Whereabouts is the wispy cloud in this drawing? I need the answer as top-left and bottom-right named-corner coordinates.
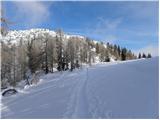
top-left (96, 17), bottom-right (122, 31)
top-left (12, 1), bottom-right (51, 28)
top-left (86, 17), bottom-right (122, 43)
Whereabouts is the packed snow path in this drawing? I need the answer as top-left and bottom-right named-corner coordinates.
top-left (1, 58), bottom-right (158, 118)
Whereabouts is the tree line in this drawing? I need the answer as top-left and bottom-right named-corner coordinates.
top-left (1, 29), bottom-right (138, 87)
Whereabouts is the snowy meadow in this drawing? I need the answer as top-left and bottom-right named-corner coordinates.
top-left (1, 1), bottom-right (159, 119)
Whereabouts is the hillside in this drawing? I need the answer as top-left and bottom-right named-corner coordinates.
top-left (1, 29), bottom-right (136, 88)
top-left (1, 57), bottom-right (158, 119)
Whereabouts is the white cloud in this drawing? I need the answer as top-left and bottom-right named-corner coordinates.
top-left (133, 45), bottom-right (159, 57)
top-left (13, 1), bottom-right (51, 28)
top-left (86, 17), bottom-right (122, 43)
top-left (95, 17), bottom-right (122, 33)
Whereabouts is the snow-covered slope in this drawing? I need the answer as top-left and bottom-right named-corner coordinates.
top-left (1, 57), bottom-right (158, 118)
top-left (2, 29), bottom-right (85, 44)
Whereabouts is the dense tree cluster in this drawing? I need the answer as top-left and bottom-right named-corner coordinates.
top-left (1, 29), bottom-right (138, 87)
top-left (95, 42), bottom-right (136, 62)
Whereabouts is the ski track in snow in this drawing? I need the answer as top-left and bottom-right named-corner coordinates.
top-left (63, 68), bottom-right (90, 118)
top-left (1, 58), bottom-right (159, 119)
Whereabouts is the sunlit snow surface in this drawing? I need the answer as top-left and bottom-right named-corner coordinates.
top-left (1, 57), bottom-right (158, 118)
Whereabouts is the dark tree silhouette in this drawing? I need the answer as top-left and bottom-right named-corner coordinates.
top-left (142, 53), bottom-right (146, 58)
top-left (147, 53), bottom-right (152, 58)
top-left (121, 48), bottom-right (127, 61)
top-left (138, 53), bottom-right (141, 59)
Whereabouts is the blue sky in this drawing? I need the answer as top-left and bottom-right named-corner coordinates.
top-left (2, 1), bottom-right (159, 56)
